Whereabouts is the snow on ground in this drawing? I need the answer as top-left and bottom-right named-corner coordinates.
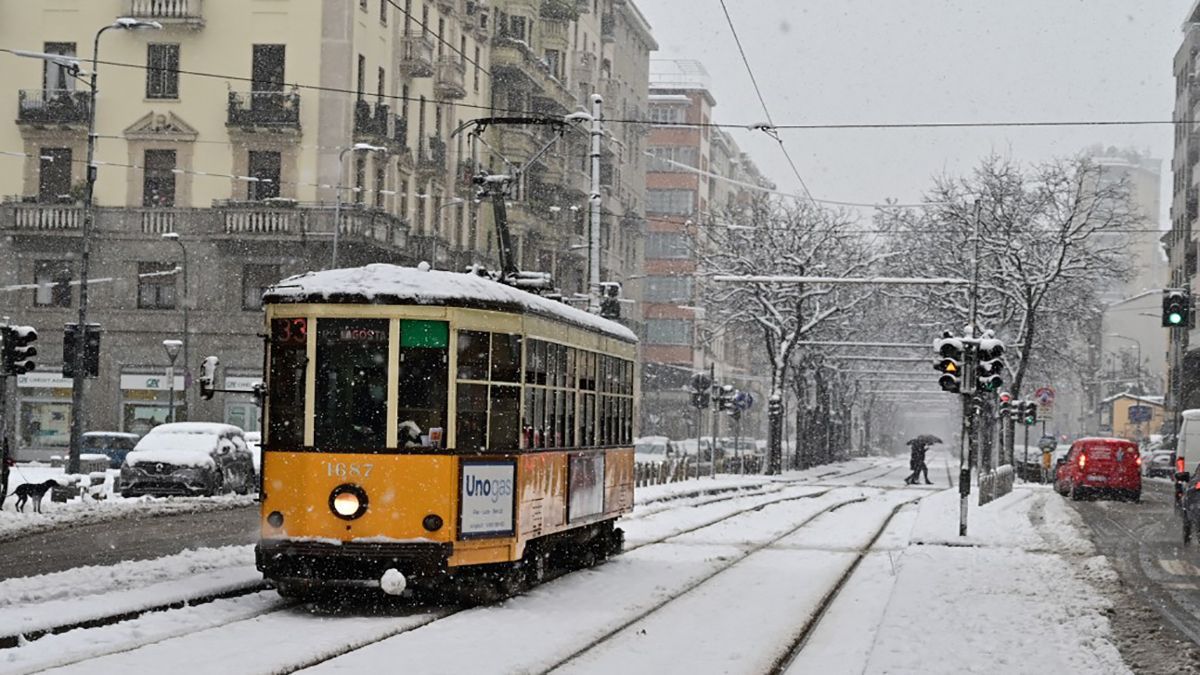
top-left (789, 484), bottom-right (1130, 675)
top-left (0, 463), bottom-right (254, 542)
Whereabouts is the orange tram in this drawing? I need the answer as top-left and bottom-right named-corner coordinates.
top-left (252, 264), bottom-right (638, 600)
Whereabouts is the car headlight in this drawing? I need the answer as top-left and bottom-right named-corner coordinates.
top-left (329, 484), bottom-right (368, 520)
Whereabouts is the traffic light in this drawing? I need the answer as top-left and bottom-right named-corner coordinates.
top-left (933, 332), bottom-right (964, 393)
top-left (976, 338), bottom-right (1005, 393)
top-left (998, 392), bottom-right (1012, 418)
top-left (716, 384), bottom-right (735, 411)
top-left (689, 372), bottom-right (712, 409)
top-left (2, 325), bottom-right (38, 376)
top-left (63, 323), bottom-right (101, 378)
top-left (768, 394), bottom-right (783, 417)
top-left (599, 282), bottom-right (621, 320)
top-left (198, 355), bottom-right (218, 400)
top-left (1163, 289), bottom-right (1191, 328)
top-left (1020, 400), bottom-right (1038, 426)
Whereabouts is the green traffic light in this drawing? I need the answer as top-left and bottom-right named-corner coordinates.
top-left (1170, 312), bottom-right (1184, 325)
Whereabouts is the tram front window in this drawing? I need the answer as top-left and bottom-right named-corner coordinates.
top-left (397, 320), bottom-right (449, 448)
top-left (267, 318), bottom-right (307, 448)
top-left (315, 318), bottom-right (389, 449)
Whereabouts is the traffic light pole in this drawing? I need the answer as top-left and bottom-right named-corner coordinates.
top-left (959, 200), bottom-right (983, 537)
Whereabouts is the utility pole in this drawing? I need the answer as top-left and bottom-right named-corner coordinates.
top-left (959, 199), bottom-right (983, 536)
top-left (588, 93), bottom-right (603, 314)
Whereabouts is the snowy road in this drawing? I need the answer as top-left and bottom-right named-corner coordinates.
top-left (0, 455), bottom-right (1134, 674)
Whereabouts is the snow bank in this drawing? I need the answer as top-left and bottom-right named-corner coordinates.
top-left (0, 491), bottom-right (254, 543)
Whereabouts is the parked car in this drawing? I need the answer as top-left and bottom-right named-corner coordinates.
top-left (243, 431), bottom-right (262, 474)
top-left (1174, 410), bottom-right (1200, 537)
top-left (80, 431), bottom-right (140, 469)
top-left (634, 436), bottom-right (675, 465)
top-left (1055, 437), bottom-right (1141, 502)
top-left (1144, 449), bottom-right (1175, 479)
top-left (120, 423), bottom-right (255, 497)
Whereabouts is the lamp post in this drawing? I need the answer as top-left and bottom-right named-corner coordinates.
top-left (161, 233), bottom-right (189, 420)
top-left (1107, 333), bottom-right (1145, 443)
top-left (162, 339), bottom-right (182, 424)
top-left (332, 143), bottom-right (387, 269)
top-left (6, 18), bottom-right (162, 474)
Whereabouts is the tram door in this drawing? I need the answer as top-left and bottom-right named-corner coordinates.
top-left (396, 320), bottom-right (449, 449)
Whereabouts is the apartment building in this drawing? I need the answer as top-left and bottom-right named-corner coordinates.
top-left (0, 0), bottom-right (488, 456)
top-left (483, 0), bottom-right (654, 317)
top-left (640, 59), bottom-right (773, 439)
top-left (1167, 5), bottom-right (1200, 430)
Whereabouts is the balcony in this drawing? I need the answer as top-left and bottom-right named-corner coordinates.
top-left (572, 51), bottom-right (596, 87)
top-left (491, 36), bottom-right (575, 113)
top-left (0, 202), bottom-right (82, 231)
top-left (125, 0), bottom-right (204, 27)
top-left (540, 0), bottom-right (579, 21)
top-left (409, 234), bottom-right (451, 266)
top-left (354, 100), bottom-right (391, 141)
top-left (227, 90), bottom-right (300, 131)
top-left (218, 202), bottom-right (408, 250)
top-left (435, 56), bottom-right (467, 99)
top-left (437, 0), bottom-right (457, 15)
top-left (391, 115), bottom-right (409, 153)
top-left (400, 31), bottom-right (436, 78)
top-left (417, 137), bottom-right (447, 177)
top-left (17, 90), bottom-right (91, 128)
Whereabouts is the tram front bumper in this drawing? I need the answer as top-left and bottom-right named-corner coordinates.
top-left (256, 539), bottom-right (453, 582)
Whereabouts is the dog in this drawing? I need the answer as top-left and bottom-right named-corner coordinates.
top-left (11, 480), bottom-right (58, 513)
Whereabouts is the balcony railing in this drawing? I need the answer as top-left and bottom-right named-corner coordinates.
top-left (400, 31), bottom-right (435, 77)
top-left (17, 90), bottom-right (91, 126)
top-left (2, 203), bottom-right (82, 231)
top-left (227, 90), bottom-right (300, 130)
top-left (354, 100), bottom-right (391, 140)
top-left (435, 56), bottom-right (467, 99)
top-left (125, 0), bottom-right (204, 26)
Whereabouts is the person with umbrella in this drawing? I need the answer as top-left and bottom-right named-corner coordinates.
top-left (905, 434), bottom-right (941, 485)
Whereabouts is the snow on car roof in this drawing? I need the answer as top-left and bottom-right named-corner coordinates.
top-left (82, 431), bottom-right (139, 439)
top-left (145, 422), bottom-right (243, 436)
top-left (263, 264), bottom-right (637, 343)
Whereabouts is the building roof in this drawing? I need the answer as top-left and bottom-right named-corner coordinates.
top-left (1101, 391), bottom-right (1165, 406)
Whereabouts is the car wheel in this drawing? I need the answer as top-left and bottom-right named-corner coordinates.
top-left (1070, 484), bottom-right (1084, 501)
top-left (206, 470), bottom-right (225, 497)
top-left (1130, 490), bottom-right (1141, 503)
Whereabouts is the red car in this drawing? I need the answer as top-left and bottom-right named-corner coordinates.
top-left (1055, 437), bottom-right (1141, 502)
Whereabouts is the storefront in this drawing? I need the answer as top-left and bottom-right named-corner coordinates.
top-left (224, 373), bottom-right (262, 432)
top-left (120, 371), bottom-right (184, 436)
top-left (15, 370), bottom-right (73, 461)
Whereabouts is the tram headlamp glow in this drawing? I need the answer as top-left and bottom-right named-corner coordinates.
top-left (329, 484), bottom-right (369, 520)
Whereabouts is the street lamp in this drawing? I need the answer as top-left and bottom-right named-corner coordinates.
top-left (1106, 333), bottom-right (1143, 392)
top-left (162, 339), bottom-right (182, 423)
top-left (333, 143), bottom-right (387, 269)
top-left (161, 232), bottom-right (189, 420)
top-left (6, 18), bottom-right (162, 475)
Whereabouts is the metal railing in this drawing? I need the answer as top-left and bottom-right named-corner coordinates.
top-left (354, 100), bottom-right (391, 139)
top-left (17, 90), bottom-right (91, 125)
top-left (227, 90), bottom-right (300, 129)
top-left (126, 0), bottom-right (203, 20)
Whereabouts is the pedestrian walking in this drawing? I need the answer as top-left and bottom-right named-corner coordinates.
top-left (904, 435), bottom-right (940, 485)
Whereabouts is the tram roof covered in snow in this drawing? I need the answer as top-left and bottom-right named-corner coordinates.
top-left (263, 264), bottom-right (637, 343)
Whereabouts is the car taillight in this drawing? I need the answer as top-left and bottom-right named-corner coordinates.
top-left (1078, 454), bottom-right (1086, 470)
top-left (1136, 455), bottom-right (1142, 467)
top-left (1180, 457), bottom-right (1187, 474)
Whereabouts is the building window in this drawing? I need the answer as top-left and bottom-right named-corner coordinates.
top-left (137, 262), bottom-right (177, 310)
top-left (647, 189), bottom-right (695, 215)
top-left (374, 160), bottom-right (385, 209)
top-left (648, 146), bottom-right (698, 172)
top-left (545, 50), bottom-right (561, 79)
top-left (644, 276), bottom-right (693, 303)
top-left (247, 150), bottom-right (281, 200)
top-left (354, 154), bottom-right (367, 205)
top-left (243, 264), bottom-right (280, 310)
top-left (648, 105), bottom-right (686, 124)
top-left (42, 42), bottom-right (76, 91)
top-left (38, 147), bottom-right (72, 203)
top-left (33, 260), bottom-right (72, 307)
top-left (645, 319), bottom-right (693, 346)
top-left (645, 232), bottom-right (690, 259)
top-left (380, 0), bottom-right (387, 23)
top-left (142, 149), bottom-right (176, 207)
top-left (474, 46), bottom-right (481, 91)
top-left (146, 43), bottom-right (180, 99)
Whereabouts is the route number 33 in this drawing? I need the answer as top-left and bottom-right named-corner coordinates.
top-left (324, 462), bottom-right (374, 479)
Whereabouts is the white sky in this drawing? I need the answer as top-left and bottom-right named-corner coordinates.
top-left (638, 0), bottom-right (1191, 223)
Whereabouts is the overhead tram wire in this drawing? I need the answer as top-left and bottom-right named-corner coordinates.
top-left (716, 0), bottom-right (815, 204)
top-left (382, 0), bottom-right (490, 78)
top-left (6, 48), bottom-right (1191, 134)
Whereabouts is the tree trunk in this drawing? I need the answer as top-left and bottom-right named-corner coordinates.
top-left (1012, 292), bottom-right (1037, 398)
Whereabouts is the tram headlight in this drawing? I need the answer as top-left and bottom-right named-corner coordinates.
top-left (329, 484), bottom-right (369, 520)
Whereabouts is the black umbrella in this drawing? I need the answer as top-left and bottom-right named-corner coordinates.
top-left (908, 434), bottom-right (943, 446)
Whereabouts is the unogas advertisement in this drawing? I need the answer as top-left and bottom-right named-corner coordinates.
top-left (460, 461), bottom-right (516, 538)
top-left (569, 453), bottom-right (605, 523)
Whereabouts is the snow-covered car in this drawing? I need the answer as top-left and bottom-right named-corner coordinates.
top-left (119, 423), bottom-right (255, 497)
top-left (243, 430), bottom-right (262, 474)
top-left (81, 431), bottom-right (140, 469)
top-left (1144, 449), bottom-right (1175, 478)
top-left (634, 435), bottom-right (675, 465)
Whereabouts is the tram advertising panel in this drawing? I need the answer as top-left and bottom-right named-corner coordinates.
top-left (459, 460), bottom-right (516, 538)
top-left (569, 452), bottom-right (605, 523)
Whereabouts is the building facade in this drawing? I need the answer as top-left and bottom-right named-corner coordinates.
top-left (639, 59), bottom-right (772, 440)
top-left (0, 0), bottom-right (652, 459)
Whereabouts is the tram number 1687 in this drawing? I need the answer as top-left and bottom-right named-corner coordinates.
top-left (324, 462), bottom-right (374, 479)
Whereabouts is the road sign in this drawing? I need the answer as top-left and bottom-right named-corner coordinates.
top-left (1034, 387), bottom-right (1055, 407)
top-left (1129, 405), bottom-right (1153, 423)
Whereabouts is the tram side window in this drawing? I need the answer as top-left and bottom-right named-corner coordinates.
top-left (457, 383), bottom-right (488, 451)
top-left (267, 317), bottom-right (307, 448)
top-left (457, 330), bottom-right (490, 380)
top-left (315, 319), bottom-right (389, 449)
top-left (490, 333), bottom-right (521, 382)
top-left (489, 385), bottom-right (520, 449)
top-left (397, 320), bottom-right (449, 448)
